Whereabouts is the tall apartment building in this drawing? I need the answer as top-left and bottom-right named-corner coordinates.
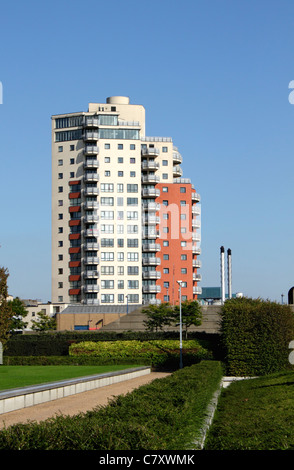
top-left (51, 96), bottom-right (201, 307)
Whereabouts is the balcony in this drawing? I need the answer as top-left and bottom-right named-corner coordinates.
top-left (84, 201), bottom-right (99, 210)
top-left (147, 298), bottom-right (161, 305)
top-left (142, 257), bottom-right (161, 266)
top-left (141, 161), bottom-right (159, 171)
top-left (193, 273), bottom-right (202, 282)
top-left (142, 243), bottom-right (161, 252)
top-left (84, 285), bottom-right (99, 293)
top-left (84, 131), bottom-right (99, 141)
top-left (84, 214), bottom-right (99, 224)
top-left (142, 188), bottom-right (160, 198)
top-left (193, 259), bottom-right (202, 268)
top-left (84, 242), bottom-right (99, 251)
top-left (192, 219), bottom-right (201, 229)
top-left (192, 233), bottom-right (201, 242)
top-left (84, 228), bottom-right (99, 237)
top-left (84, 159), bottom-right (99, 169)
top-left (193, 286), bottom-right (202, 295)
top-left (84, 270), bottom-right (99, 278)
top-left (172, 151), bottom-right (182, 164)
top-left (142, 285), bottom-right (161, 294)
top-left (84, 145), bottom-right (99, 155)
top-left (142, 175), bottom-right (160, 184)
top-left (84, 117), bottom-right (99, 127)
top-left (173, 165), bottom-right (183, 177)
top-left (192, 246), bottom-right (201, 255)
top-left (142, 201), bottom-right (160, 211)
top-left (192, 192), bottom-right (201, 202)
top-left (144, 216), bottom-right (160, 225)
top-left (84, 173), bottom-right (99, 182)
top-left (84, 299), bottom-right (100, 305)
top-left (84, 187), bottom-right (99, 196)
top-left (142, 271), bottom-right (161, 280)
top-left (192, 205), bottom-right (201, 215)
top-left (84, 256), bottom-right (99, 265)
top-left (141, 147), bottom-right (160, 156)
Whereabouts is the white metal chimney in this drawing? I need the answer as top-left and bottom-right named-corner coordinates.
top-left (227, 248), bottom-right (232, 299)
top-left (220, 246), bottom-right (225, 304)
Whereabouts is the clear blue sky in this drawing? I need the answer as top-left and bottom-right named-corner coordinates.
top-left (1, 0), bottom-right (294, 303)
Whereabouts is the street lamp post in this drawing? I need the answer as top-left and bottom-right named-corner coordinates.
top-left (126, 295), bottom-right (129, 314)
top-left (177, 280), bottom-right (183, 369)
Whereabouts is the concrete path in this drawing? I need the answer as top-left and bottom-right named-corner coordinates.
top-left (0, 372), bottom-right (170, 430)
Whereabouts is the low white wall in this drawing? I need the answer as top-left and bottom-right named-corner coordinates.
top-left (0, 367), bottom-right (151, 415)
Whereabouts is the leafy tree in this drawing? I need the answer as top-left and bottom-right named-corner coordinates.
top-left (143, 302), bottom-right (173, 332)
top-left (31, 311), bottom-right (57, 331)
top-left (173, 300), bottom-right (202, 339)
top-left (7, 297), bottom-right (28, 331)
top-left (0, 267), bottom-right (14, 348)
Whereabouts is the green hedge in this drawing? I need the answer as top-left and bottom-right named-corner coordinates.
top-left (0, 361), bottom-right (223, 450)
top-left (220, 297), bottom-right (294, 376)
top-left (69, 339), bottom-right (213, 368)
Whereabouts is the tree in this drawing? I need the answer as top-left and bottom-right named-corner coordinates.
top-left (143, 302), bottom-right (173, 332)
top-left (31, 311), bottom-right (57, 331)
top-left (173, 300), bottom-right (202, 339)
top-left (0, 267), bottom-right (14, 348)
top-left (7, 297), bottom-right (28, 331)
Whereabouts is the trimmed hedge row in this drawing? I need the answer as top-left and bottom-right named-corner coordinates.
top-left (0, 361), bottom-right (223, 450)
top-left (220, 297), bottom-right (294, 376)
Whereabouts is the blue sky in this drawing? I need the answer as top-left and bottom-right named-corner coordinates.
top-left (1, 0), bottom-right (294, 303)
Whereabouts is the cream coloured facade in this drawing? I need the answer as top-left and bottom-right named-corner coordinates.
top-left (51, 96), bottom-right (201, 307)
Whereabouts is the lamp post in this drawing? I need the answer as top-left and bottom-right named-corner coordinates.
top-left (177, 280), bottom-right (183, 369)
top-left (126, 295), bottom-right (129, 314)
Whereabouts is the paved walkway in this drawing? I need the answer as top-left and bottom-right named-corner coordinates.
top-left (0, 372), bottom-right (170, 430)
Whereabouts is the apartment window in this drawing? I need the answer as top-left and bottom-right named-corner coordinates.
top-left (58, 254), bottom-right (63, 261)
top-left (58, 173), bottom-right (63, 179)
top-left (58, 268), bottom-right (63, 274)
top-left (181, 268), bottom-right (187, 274)
top-left (58, 159), bottom-right (63, 166)
top-left (163, 214), bottom-right (169, 220)
top-left (117, 225), bottom-right (124, 234)
top-left (101, 266), bottom-right (114, 275)
top-left (128, 266), bottom-right (139, 275)
top-left (118, 144), bottom-right (123, 149)
top-left (118, 294), bottom-right (124, 303)
top-left (58, 227), bottom-right (63, 233)
top-left (127, 197), bottom-right (138, 206)
top-left (70, 172), bottom-right (75, 178)
top-left (162, 173), bottom-right (168, 179)
top-left (128, 294), bottom-right (139, 303)
top-left (104, 143), bottom-right (110, 149)
top-left (181, 241), bottom-right (187, 247)
top-left (117, 211), bottom-right (124, 220)
top-left (162, 147), bottom-right (168, 152)
top-left (162, 200), bottom-right (168, 206)
top-left (117, 197), bottom-right (124, 206)
top-left (101, 224), bottom-right (114, 233)
top-left (118, 280), bottom-right (124, 289)
top-left (117, 239), bottom-right (124, 247)
top-left (58, 214), bottom-right (63, 220)
top-left (127, 211), bottom-right (138, 220)
top-left (58, 241), bottom-right (63, 247)
top-left (162, 187), bottom-right (168, 192)
top-left (101, 294), bottom-right (114, 303)
top-left (163, 227), bottom-right (169, 233)
top-left (130, 171), bottom-right (136, 177)
top-left (101, 211), bottom-right (114, 219)
top-left (180, 187), bottom-right (186, 193)
top-left (58, 146), bottom-right (63, 152)
top-left (101, 280), bottom-right (114, 289)
top-left (127, 184), bottom-right (138, 193)
top-left (180, 200), bottom-right (187, 206)
top-left (117, 252), bottom-right (124, 261)
top-left (70, 145), bottom-right (75, 151)
top-left (127, 238), bottom-right (138, 247)
top-left (117, 183), bottom-right (124, 192)
top-left (163, 268), bottom-right (169, 274)
top-left (101, 197), bottom-right (114, 206)
top-left (58, 186), bottom-right (63, 193)
top-left (127, 252), bottom-right (139, 261)
top-left (163, 282), bottom-right (169, 288)
top-left (101, 183), bottom-right (114, 192)
top-left (181, 254), bottom-right (187, 260)
top-left (58, 296), bottom-right (63, 302)
top-left (181, 214), bottom-right (186, 220)
top-left (58, 282), bottom-right (63, 288)
top-left (118, 157), bottom-right (123, 163)
top-left (181, 227), bottom-right (187, 233)
top-left (130, 144), bottom-right (136, 150)
top-left (105, 171), bottom-right (111, 177)
top-left (127, 225), bottom-right (138, 233)
top-left (58, 200), bottom-right (63, 206)
top-left (130, 158), bottom-right (135, 164)
top-left (101, 252), bottom-right (114, 261)
top-left (163, 254), bottom-right (169, 260)
top-left (182, 282), bottom-right (187, 288)
top-left (118, 266), bottom-right (124, 275)
top-left (162, 160), bottom-right (168, 166)
top-left (163, 241), bottom-right (169, 247)
top-left (128, 280), bottom-right (139, 289)
top-left (70, 158), bottom-right (75, 164)
top-left (104, 157), bottom-right (110, 163)
top-left (118, 171), bottom-right (124, 177)
top-left (101, 238), bottom-right (114, 247)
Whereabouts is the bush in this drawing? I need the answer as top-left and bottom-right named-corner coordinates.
top-left (0, 361), bottom-right (223, 450)
top-left (220, 297), bottom-right (294, 376)
top-left (69, 339), bottom-right (213, 369)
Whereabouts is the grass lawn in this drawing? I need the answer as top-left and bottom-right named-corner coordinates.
top-left (0, 365), bottom-right (139, 391)
top-left (204, 369), bottom-right (294, 450)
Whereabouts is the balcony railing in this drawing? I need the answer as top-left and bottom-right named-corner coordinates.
top-left (84, 270), bottom-right (99, 278)
top-left (141, 161), bottom-right (159, 171)
top-left (142, 271), bottom-right (161, 279)
top-left (192, 192), bottom-right (201, 202)
top-left (83, 131), bottom-right (99, 141)
top-left (173, 165), bottom-right (183, 177)
top-left (84, 117), bottom-right (99, 127)
top-left (84, 243), bottom-right (99, 251)
top-left (193, 259), bottom-right (202, 268)
top-left (84, 145), bottom-right (99, 155)
top-left (84, 187), bottom-right (99, 196)
top-left (142, 243), bottom-right (161, 252)
top-left (142, 188), bottom-right (160, 198)
top-left (84, 256), bottom-right (99, 265)
top-left (193, 273), bottom-right (202, 282)
top-left (193, 286), bottom-right (202, 295)
top-left (84, 201), bottom-right (99, 210)
top-left (142, 175), bottom-right (160, 184)
top-left (172, 151), bottom-right (182, 164)
top-left (142, 285), bottom-right (161, 294)
top-left (142, 201), bottom-right (160, 211)
top-left (142, 257), bottom-right (161, 266)
top-left (84, 159), bottom-right (99, 169)
top-left (141, 147), bottom-right (160, 156)
top-left (84, 285), bottom-right (99, 293)
top-left (84, 173), bottom-right (99, 182)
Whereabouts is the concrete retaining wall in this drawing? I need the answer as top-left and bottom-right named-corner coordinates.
top-left (0, 366), bottom-right (151, 415)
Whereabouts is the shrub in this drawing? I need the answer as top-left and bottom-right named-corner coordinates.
top-left (220, 297), bottom-right (294, 376)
